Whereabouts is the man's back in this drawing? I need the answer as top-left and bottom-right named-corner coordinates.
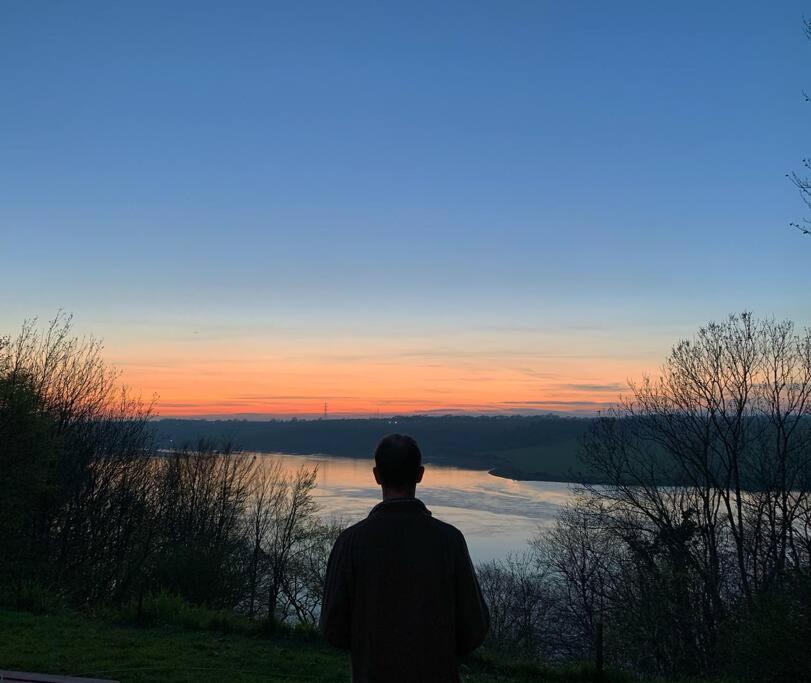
top-left (320, 498), bottom-right (489, 683)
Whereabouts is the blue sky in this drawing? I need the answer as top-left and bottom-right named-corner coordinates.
top-left (1, 1), bottom-right (809, 415)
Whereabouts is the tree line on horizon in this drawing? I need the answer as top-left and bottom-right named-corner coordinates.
top-left (152, 412), bottom-right (593, 482)
top-left (1, 312), bottom-right (810, 681)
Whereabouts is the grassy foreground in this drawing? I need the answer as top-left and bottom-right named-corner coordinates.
top-left (0, 609), bottom-right (348, 682)
top-left (0, 608), bottom-right (625, 683)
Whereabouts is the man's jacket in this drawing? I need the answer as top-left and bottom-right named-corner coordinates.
top-left (319, 497), bottom-right (490, 682)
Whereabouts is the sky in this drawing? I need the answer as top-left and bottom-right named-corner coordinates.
top-left (2, 1), bottom-right (810, 418)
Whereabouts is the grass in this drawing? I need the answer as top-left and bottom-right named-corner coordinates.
top-left (0, 603), bottom-right (729, 683)
top-left (0, 609), bottom-right (348, 682)
top-left (486, 444), bottom-right (587, 482)
top-left (0, 607), bottom-right (622, 683)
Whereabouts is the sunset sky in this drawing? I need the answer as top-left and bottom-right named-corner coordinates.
top-left (2, 2), bottom-right (810, 417)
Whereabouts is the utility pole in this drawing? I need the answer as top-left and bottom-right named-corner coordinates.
top-left (323, 401), bottom-right (328, 419)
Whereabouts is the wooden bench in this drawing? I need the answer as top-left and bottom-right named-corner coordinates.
top-left (0, 671), bottom-right (117, 682)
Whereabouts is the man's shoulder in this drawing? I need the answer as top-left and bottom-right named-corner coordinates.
top-left (335, 516), bottom-right (373, 543)
top-left (426, 515), bottom-right (466, 543)
top-left (337, 518), bottom-right (366, 539)
top-left (340, 508), bottom-right (466, 544)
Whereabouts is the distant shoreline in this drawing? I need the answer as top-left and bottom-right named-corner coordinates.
top-left (171, 444), bottom-right (587, 485)
top-left (151, 414), bottom-right (595, 484)
top-left (487, 465), bottom-right (589, 485)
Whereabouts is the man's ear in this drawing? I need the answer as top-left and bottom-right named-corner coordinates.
top-left (415, 466), bottom-right (425, 484)
top-left (373, 466), bottom-right (382, 485)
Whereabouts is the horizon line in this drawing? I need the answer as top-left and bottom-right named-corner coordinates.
top-left (151, 408), bottom-right (604, 421)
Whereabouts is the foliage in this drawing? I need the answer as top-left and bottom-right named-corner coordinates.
top-left (478, 552), bottom-right (557, 659)
top-left (499, 314), bottom-right (811, 680)
top-left (717, 570), bottom-right (811, 682)
top-left (0, 315), bottom-right (337, 626)
top-left (0, 314), bottom-right (156, 603)
top-left (114, 590), bottom-right (255, 634)
top-left (479, 315), bottom-right (811, 681)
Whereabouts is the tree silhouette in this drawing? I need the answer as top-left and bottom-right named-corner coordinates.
top-left (789, 19), bottom-right (811, 238)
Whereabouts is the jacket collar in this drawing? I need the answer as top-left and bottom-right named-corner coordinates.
top-left (369, 497), bottom-right (432, 518)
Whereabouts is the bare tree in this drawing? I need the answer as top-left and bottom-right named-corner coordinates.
top-left (154, 442), bottom-right (256, 608)
top-left (0, 313), bottom-right (157, 604)
top-left (280, 518), bottom-right (345, 625)
top-left (2, 314), bottom-right (337, 628)
top-left (789, 19), bottom-right (811, 239)
top-left (532, 494), bottom-right (616, 660)
top-left (245, 458), bottom-right (285, 617)
top-left (574, 313), bottom-right (811, 676)
top-left (264, 464), bottom-right (319, 621)
top-left (478, 551), bottom-right (556, 659)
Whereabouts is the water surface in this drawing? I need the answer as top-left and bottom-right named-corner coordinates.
top-left (260, 452), bottom-right (576, 562)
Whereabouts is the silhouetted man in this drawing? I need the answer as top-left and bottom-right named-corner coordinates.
top-left (320, 434), bottom-right (490, 682)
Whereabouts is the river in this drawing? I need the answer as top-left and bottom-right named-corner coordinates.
top-left (259, 452), bottom-right (577, 562)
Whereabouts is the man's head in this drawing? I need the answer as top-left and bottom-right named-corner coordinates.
top-left (373, 433), bottom-right (425, 497)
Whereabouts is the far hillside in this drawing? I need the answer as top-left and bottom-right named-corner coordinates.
top-left (153, 415), bottom-right (594, 482)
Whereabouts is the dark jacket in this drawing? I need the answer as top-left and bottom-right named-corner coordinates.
top-left (319, 498), bottom-right (489, 682)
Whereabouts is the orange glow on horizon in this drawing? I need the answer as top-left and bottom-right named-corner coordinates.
top-left (106, 334), bottom-right (655, 418)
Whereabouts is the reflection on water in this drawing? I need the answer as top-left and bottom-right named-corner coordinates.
top-left (257, 452), bottom-right (576, 562)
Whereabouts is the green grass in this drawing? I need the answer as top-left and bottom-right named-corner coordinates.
top-left (0, 607), bottom-right (727, 683)
top-left (0, 608), bottom-right (617, 683)
top-left (487, 443), bottom-right (588, 482)
top-left (0, 609), bottom-right (348, 682)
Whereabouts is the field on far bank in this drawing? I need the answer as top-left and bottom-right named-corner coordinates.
top-left (485, 443), bottom-right (589, 482)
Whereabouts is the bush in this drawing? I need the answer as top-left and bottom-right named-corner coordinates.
top-left (0, 580), bottom-right (65, 615)
top-left (718, 572), bottom-right (811, 682)
top-left (0, 316), bottom-right (329, 625)
top-left (116, 590), bottom-right (253, 634)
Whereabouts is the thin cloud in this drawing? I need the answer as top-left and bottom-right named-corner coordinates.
top-left (557, 382), bottom-right (627, 392)
top-left (500, 400), bottom-right (610, 407)
top-left (232, 394), bottom-right (358, 401)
